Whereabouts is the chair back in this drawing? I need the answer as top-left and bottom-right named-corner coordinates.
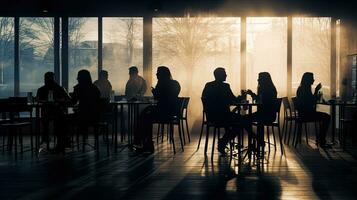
top-left (274, 98), bottom-right (283, 123)
top-left (282, 97), bottom-right (293, 117)
top-left (180, 97), bottom-right (190, 118)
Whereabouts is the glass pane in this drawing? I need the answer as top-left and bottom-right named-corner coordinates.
top-left (247, 17), bottom-right (287, 96)
top-left (103, 17), bottom-right (143, 95)
top-left (20, 17), bottom-right (54, 96)
top-left (153, 17), bottom-right (241, 112)
top-left (0, 17), bottom-right (14, 97)
top-left (68, 18), bottom-right (98, 91)
top-left (292, 17), bottom-right (331, 97)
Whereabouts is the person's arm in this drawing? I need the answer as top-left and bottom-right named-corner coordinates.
top-left (246, 89), bottom-right (258, 100)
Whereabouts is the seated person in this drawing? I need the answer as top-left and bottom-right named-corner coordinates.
top-left (125, 66), bottom-right (147, 100)
top-left (296, 72), bottom-right (330, 147)
top-left (36, 72), bottom-right (71, 151)
top-left (218, 72), bottom-right (278, 154)
top-left (133, 66), bottom-right (180, 153)
top-left (201, 67), bottom-right (245, 123)
top-left (94, 70), bottom-right (112, 101)
top-left (71, 70), bottom-right (101, 134)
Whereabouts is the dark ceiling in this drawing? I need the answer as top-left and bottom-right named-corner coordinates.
top-left (1, 0), bottom-right (356, 19)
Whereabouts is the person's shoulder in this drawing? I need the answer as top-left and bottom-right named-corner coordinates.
top-left (171, 79), bottom-right (180, 85)
top-left (205, 81), bottom-right (215, 87)
top-left (37, 85), bottom-right (46, 92)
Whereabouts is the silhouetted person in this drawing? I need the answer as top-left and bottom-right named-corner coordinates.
top-left (133, 66), bottom-right (180, 153)
top-left (71, 70), bottom-right (101, 133)
top-left (94, 70), bottom-right (112, 100)
top-left (36, 72), bottom-right (71, 151)
top-left (202, 67), bottom-right (245, 122)
top-left (217, 72), bottom-right (278, 154)
top-left (296, 72), bottom-right (330, 146)
top-left (125, 66), bottom-right (147, 100)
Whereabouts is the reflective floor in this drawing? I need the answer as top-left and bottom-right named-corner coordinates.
top-left (0, 132), bottom-right (356, 200)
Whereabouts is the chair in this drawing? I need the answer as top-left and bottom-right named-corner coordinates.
top-left (179, 97), bottom-right (190, 144)
top-left (197, 98), bottom-right (240, 157)
top-left (72, 99), bottom-right (110, 155)
top-left (154, 98), bottom-right (185, 154)
top-left (252, 98), bottom-right (284, 155)
top-left (291, 97), bottom-right (319, 147)
top-left (282, 97), bottom-right (298, 145)
top-left (0, 98), bottom-right (33, 157)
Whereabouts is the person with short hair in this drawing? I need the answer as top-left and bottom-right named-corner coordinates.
top-left (125, 66), bottom-right (147, 99)
top-left (36, 72), bottom-right (71, 152)
top-left (94, 70), bottom-right (112, 100)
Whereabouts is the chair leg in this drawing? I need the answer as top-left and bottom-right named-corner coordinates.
top-left (287, 120), bottom-right (293, 145)
top-left (178, 123), bottom-right (184, 151)
top-left (314, 122), bottom-right (319, 146)
top-left (156, 124), bottom-right (160, 143)
top-left (180, 120), bottom-right (186, 145)
top-left (277, 124), bottom-right (284, 155)
top-left (170, 123), bottom-right (176, 154)
top-left (211, 127), bottom-right (217, 157)
top-left (282, 119), bottom-right (287, 142)
top-left (272, 126), bottom-right (277, 151)
top-left (204, 125), bottom-right (210, 154)
top-left (185, 119), bottom-right (190, 142)
top-left (295, 123), bottom-right (302, 147)
top-left (305, 123), bottom-right (309, 145)
top-left (197, 122), bottom-right (205, 150)
top-left (267, 126), bottom-right (271, 153)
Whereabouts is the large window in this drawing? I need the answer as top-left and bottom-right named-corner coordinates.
top-left (68, 18), bottom-right (98, 91)
top-left (0, 17), bottom-right (14, 98)
top-left (153, 17), bottom-right (241, 101)
top-left (247, 17), bottom-right (287, 96)
top-left (103, 17), bottom-right (143, 95)
top-left (292, 17), bottom-right (331, 97)
top-left (19, 17), bottom-right (54, 96)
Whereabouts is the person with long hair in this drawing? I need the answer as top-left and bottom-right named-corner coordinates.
top-left (71, 69), bottom-right (101, 126)
top-left (218, 72), bottom-right (278, 154)
top-left (133, 66), bottom-right (181, 153)
top-left (296, 72), bottom-right (330, 146)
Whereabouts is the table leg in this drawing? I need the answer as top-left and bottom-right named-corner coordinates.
top-left (331, 103), bottom-right (336, 143)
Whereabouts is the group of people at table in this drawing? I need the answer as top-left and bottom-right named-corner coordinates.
top-left (34, 64), bottom-right (332, 154)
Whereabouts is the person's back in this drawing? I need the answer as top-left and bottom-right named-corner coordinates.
top-left (202, 81), bottom-right (235, 122)
top-left (72, 70), bottom-right (101, 123)
top-left (296, 86), bottom-right (316, 116)
top-left (94, 70), bottom-right (112, 100)
top-left (201, 68), bottom-right (237, 122)
top-left (125, 66), bottom-right (147, 99)
top-left (153, 79), bottom-right (180, 117)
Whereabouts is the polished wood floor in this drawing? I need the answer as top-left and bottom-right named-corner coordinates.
top-left (1, 128), bottom-right (357, 200)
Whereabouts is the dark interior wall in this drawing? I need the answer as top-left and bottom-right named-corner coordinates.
top-left (1, 0), bottom-right (356, 17)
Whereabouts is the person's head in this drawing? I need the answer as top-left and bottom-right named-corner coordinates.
top-left (77, 69), bottom-right (92, 85)
top-left (99, 70), bottom-right (108, 80)
top-left (257, 72), bottom-right (276, 93)
top-left (44, 72), bottom-right (55, 86)
top-left (300, 72), bottom-right (314, 87)
top-left (156, 66), bottom-right (172, 81)
top-left (213, 67), bottom-right (227, 82)
top-left (129, 66), bottom-right (139, 77)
